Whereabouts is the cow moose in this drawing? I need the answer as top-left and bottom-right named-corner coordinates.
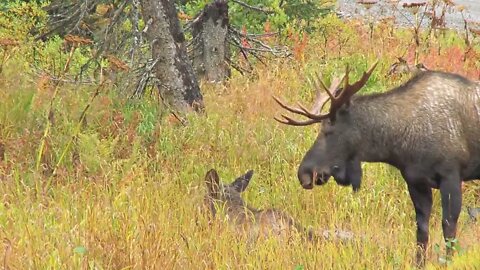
top-left (204, 169), bottom-right (354, 242)
top-left (273, 62), bottom-right (480, 266)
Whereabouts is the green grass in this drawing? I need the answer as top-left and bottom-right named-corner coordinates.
top-left (1, 14), bottom-right (480, 269)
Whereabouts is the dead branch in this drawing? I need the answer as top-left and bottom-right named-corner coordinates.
top-left (228, 27), bottom-right (290, 57)
top-left (29, 68), bottom-right (99, 85)
top-left (231, 0), bottom-right (274, 14)
top-left (79, 0), bottom-right (131, 79)
top-left (131, 58), bottom-right (160, 98)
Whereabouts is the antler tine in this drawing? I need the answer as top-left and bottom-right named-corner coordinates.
top-left (332, 61), bottom-right (378, 110)
top-left (324, 74), bottom-right (347, 112)
top-left (343, 64), bottom-right (350, 91)
top-left (329, 74), bottom-right (346, 96)
top-left (272, 96), bottom-right (320, 119)
top-left (273, 62), bottom-right (378, 126)
top-left (310, 72), bottom-right (333, 113)
top-left (310, 72), bottom-right (347, 109)
top-left (350, 61), bottom-right (378, 93)
top-left (272, 82), bottom-right (331, 126)
top-left (296, 102), bottom-right (328, 119)
top-left (274, 115), bottom-right (322, 126)
top-left (313, 87), bottom-right (331, 113)
top-left (338, 61), bottom-right (378, 100)
top-left (273, 95), bottom-right (330, 120)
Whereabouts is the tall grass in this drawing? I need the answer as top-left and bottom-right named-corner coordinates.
top-left (0, 16), bottom-right (480, 270)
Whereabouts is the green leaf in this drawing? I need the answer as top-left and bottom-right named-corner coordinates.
top-left (73, 246), bottom-right (87, 255)
top-left (294, 265), bottom-right (304, 270)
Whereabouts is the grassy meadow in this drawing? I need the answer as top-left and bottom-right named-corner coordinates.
top-left (1, 6), bottom-right (480, 270)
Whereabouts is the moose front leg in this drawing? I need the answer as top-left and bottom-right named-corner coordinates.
top-left (439, 177), bottom-right (462, 260)
top-left (407, 183), bottom-right (432, 268)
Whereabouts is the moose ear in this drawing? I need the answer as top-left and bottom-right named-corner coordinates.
top-left (205, 169), bottom-right (220, 194)
top-left (231, 170), bottom-right (254, 192)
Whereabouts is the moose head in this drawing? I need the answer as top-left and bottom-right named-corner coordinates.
top-left (204, 169), bottom-right (254, 218)
top-left (274, 62), bottom-right (378, 191)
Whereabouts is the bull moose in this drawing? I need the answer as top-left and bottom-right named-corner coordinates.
top-left (274, 62), bottom-right (480, 266)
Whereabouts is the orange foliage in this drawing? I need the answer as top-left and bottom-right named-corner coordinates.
top-left (240, 25), bottom-right (250, 49)
top-left (106, 55), bottom-right (129, 72)
top-left (290, 32), bottom-right (308, 62)
top-left (95, 4), bottom-right (113, 16)
top-left (33, 73), bottom-right (54, 110)
top-left (418, 46), bottom-right (480, 80)
top-left (178, 11), bottom-right (192, 21)
top-left (0, 38), bottom-right (19, 47)
top-left (261, 20), bottom-right (274, 44)
top-left (64, 34), bottom-right (93, 47)
top-left (263, 20), bottom-right (271, 34)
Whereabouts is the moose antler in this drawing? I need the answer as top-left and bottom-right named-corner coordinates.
top-left (273, 61), bottom-right (378, 126)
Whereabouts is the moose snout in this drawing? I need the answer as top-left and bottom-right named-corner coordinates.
top-left (298, 166), bottom-right (330, 189)
top-left (298, 171), bottom-right (314, 189)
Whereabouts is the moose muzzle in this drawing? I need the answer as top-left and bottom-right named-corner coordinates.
top-left (298, 166), bottom-right (331, 189)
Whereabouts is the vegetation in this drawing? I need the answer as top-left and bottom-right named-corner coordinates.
top-left (0, 0), bottom-right (479, 269)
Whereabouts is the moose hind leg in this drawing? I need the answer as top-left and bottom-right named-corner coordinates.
top-left (407, 183), bottom-right (433, 268)
top-left (439, 176), bottom-right (462, 260)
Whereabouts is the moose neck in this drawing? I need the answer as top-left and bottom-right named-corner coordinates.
top-left (348, 92), bottom-right (413, 168)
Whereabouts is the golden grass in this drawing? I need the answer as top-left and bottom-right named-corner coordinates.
top-left (0, 18), bottom-right (480, 269)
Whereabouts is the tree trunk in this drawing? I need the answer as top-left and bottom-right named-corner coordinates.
top-left (140, 0), bottom-right (204, 112)
top-left (192, 0), bottom-right (230, 82)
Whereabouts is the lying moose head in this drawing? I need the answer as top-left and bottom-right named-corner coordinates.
top-left (204, 169), bottom-right (355, 242)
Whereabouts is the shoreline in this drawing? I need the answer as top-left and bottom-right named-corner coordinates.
top-left (336, 0), bottom-right (480, 30)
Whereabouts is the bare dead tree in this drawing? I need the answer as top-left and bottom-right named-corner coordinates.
top-left (186, 0), bottom-right (289, 78)
top-left (190, 0), bottom-right (230, 82)
top-left (140, 0), bottom-right (204, 113)
top-left (36, 0), bottom-right (299, 104)
top-left (38, 0), bottom-right (204, 113)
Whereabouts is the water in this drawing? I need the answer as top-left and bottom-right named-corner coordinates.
top-left (336, 0), bottom-right (480, 29)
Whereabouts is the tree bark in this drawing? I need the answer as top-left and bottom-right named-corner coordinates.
top-left (192, 0), bottom-right (230, 82)
top-left (141, 0), bottom-right (204, 112)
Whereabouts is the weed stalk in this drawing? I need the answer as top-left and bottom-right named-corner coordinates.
top-left (35, 43), bottom-right (78, 195)
top-left (44, 81), bottom-right (105, 192)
